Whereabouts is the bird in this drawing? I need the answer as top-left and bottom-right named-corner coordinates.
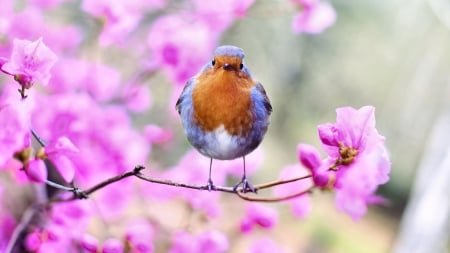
top-left (176, 45), bottom-right (272, 193)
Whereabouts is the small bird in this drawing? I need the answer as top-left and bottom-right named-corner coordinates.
top-left (176, 45), bottom-right (272, 193)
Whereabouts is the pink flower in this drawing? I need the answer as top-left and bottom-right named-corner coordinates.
top-left (169, 230), bottom-right (228, 253)
top-left (122, 84), bottom-right (153, 113)
top-left (248, 237), bottom-right (287, 253)
top-left (83, 63), bottom-right (122, 102)
top-left (79, 233), bottom-right (99, 253)
top-left (197, 230), bottom-right (229, 253)
top-left (273, 164), bottom-right (312, 218)
top-left (1, 38), bottom-right (57, 88)
top-left (192, 0), bottom-right (255, 32)
top-left (45, 136), bottom-right (79, 182)
top-left (25, 159), bottom-right (47, 183)
top-left (318, 106), bottom-right (390, 220)
top-left (125, 219), bottom-right (154, 253)
top-left (240, 203), bottom-right (278, 233)
top-left (0, 97), bottom-right (30, 167)
top-left (143, 124), bottom-right (173, 144)
top-left (292, 0), bottom-right (336, 34)
top-left (82, 0), bottom-right (141, 46)
top-left (102, 238), bottom-right (124, 253)
top-left (147, 14), bottom-right (217, 85)
top-left (297, 144), bottom-right (330, 187)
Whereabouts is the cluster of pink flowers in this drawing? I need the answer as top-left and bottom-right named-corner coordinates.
top-left (0, 0), bottom-right (390, 252)
top-left (298, 106), bottom-right (391, 220)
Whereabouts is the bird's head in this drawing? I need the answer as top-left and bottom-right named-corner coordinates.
top-left (211, 45), bottom-right (246, 72)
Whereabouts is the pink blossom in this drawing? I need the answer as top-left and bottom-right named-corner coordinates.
top-left (79, 233), bottom-right (99, 253)
top-left (125, 220), bottom-right (154, 253)
top-left (31, 93), bottom-right (150, 186)
top-left (143, 124), bottom-right (173, 144)
top-left (192, 0), bottom-right (255, 32)
top-left (45, 136), bottom-right (79, 182)
top-left (25, 159), bottom-right (48, 183)
top-left (0, 96), bottom-right (30, 167)
top-left (273, 164), bottom-right (312, 218)
top-left (169, 231), bottom-right (197, 253)
top-left (318, 106), bottom-right (391, 220)
top-left (81, 0), bottom-right (165, 46)
top-left (122, 84), bottom-right (153, 113)
top-left (47, 58), bottom-right (88, 93)
top-left (240, 203), bottom-right (278, 233)
top-left (83, 63), bottom-right (122, 102)
top-left (169, 230), bottom-right (228, 253)
top-left (147, 14), bottom-right (217, 85)
top-left (292, 0), bottom-right (336, 34)
top-left (28, 0), bottom-right (67, 9)
top-left (297, 143), bottom-right (330, 187)
top-left (1, 38), bottom-right (57, 88)
top-left (102, 238), bottom-right (124, 253)
top-left (197, 230), bottom-right (229, 253)
top-left (248, 237), bottom-right (287, 253)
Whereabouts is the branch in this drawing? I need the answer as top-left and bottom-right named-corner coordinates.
top-left (5, 206), bottom-right (38, 253)
top-left (50, 166), bottom-right (146, 202)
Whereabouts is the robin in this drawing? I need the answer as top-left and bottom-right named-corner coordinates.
top-left (176, 45), bottom-right (272, 193)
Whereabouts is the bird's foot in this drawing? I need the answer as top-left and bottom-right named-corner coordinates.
top-left (233, 177), bottom-right (257, 194)
top-left (202, 179), bottom-right (215, 191)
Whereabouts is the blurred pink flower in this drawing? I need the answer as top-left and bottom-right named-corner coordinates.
top-left (1, 37), bottom-right (57, 88)
top-left (0, 102), bottom-right (30, 167)
top-left (274, 164), bottom-right (312, 218)
top-left (248, 237), bottom-right (287, 253)
top-left (25, 159), bottom-right (47, 183)
top-left (45, 136), bottom-right (79, 182)
top-left (169, 230), bottom-right (228, 253)
top-left (292, 0), bottom-right (336, 34)
top-left (48, 58), bottom-right (88, 93)
top-left (143, 124), bottom-right (173, 144)
top-left (79, 233), bottom-right (99, 253)
top-left (82, 0), bottom-right (140, 46)
top-left (197, 230), bottom-right (229, 253)
top-left (122, 84), bottom-right (153, 113)
top-left (32, 93), bottom-right (150, 186)
top-left (125, 219), bottom-right (154, 253)
top-left (318, 106), bottom-right (391, 220)
top-left (28, 0), bottom-right (67, 9)
top-left (147, 14), bottom-right (217, 85)
top-left (102, 238), bottom-right (124, 253)
top-left (192, 0), bottom-right (255, 32)
top-left (240, 203), bottom-right (278, 233)
top-left (83, 63), bottom-right (122, 102)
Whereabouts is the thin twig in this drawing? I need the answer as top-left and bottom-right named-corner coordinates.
top-left (135, 172), bottom-right (237, 193)
top-left (5, 206), bottom-right (37, 253)
top-left (255, 174), bottom-right (312, 190)
top-left (236, 186), bottom-right (314, 202)
top-left (31, 128), bottom-right (46, 147)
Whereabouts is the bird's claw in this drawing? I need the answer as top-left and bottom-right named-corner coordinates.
top-left (203, 179), bottom-right (215, 191)
top-left (233, 177), bottom-right (257, 194)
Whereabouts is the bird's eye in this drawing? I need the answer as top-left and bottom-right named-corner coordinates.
top-left (212, 59), bottom-right (216, 66)
top-left (239, 63), bottom-right (244, 70)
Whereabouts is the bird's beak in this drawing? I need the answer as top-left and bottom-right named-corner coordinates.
top-left (223, 63), bottom-right (233, 71)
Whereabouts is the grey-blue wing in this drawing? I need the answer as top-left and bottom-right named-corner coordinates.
top-left (254, 82), bottom-right (272, 115)
top-left (175, 78), bottom-right (196, 114)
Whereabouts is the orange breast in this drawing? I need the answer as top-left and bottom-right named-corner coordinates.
top-left (192, 68), bottom-right (255, 136)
